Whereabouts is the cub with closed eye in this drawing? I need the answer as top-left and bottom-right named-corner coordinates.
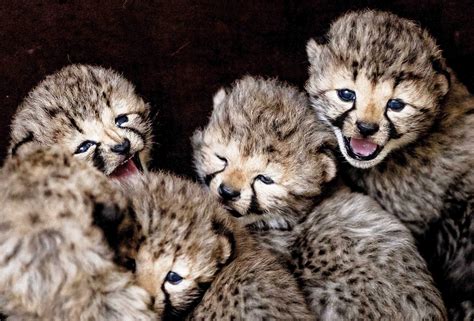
top-left (114, 172), bottom-right (312, 320)
top-left (9, 64), bottom-right (153, 179)
top-left (193, 76), bottom-right (446, 320)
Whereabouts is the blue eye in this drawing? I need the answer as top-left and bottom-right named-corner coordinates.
top-left (115, 114), bottom-right (129, 127)
top-left (256, 175), bottom-right (274, 185)
top-left (166, 271), bottom-right (183, 285)
top-left (74, 140), bottom-right (96, 154)
top-left (337, 89), bottom-right (356, 102)
top-left (386, 99), bottom-right (406, 111)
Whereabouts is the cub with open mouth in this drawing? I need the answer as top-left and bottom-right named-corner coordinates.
top-left (9, 64), bottom-right (153, 180)
top-left (306, 10), bottom-right (474, 319)
top-left (192, 76), bottom-right (446, 320)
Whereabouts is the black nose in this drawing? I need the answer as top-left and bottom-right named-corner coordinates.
top-left (218, 183), bottom-right (240, 201)
top-left (111, 138), bottom-right (131, 155)
top-left (356, 121), bottom-right (379, 136)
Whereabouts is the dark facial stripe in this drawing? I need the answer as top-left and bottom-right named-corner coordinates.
top-left (384, 110), bottom-right (402, 140)
top-left (121, 126), bottom-right (147, 145)
top-left (11, 131), bottom-right (34, 156)
top-left (329, 103), bottom-right (356, 129)
top-left (92, 145), bottom-right (106, 172)
top-left (247, 184), bottom-right (264, 215)
top-left (161, 281), bottom-right (206, 320)
top-left (203, 167), bottom-right (225, 187)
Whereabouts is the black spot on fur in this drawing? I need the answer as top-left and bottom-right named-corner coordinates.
top-left (352, 61), bottom-right (359, 81)
top-left (67, 115), bottom-right (84, 134)
top-left (11, 131), bottom-right (34, 156)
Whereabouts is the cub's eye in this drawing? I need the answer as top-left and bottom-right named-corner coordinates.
top-left (386, 99), bottom-right (406, 111)
top-left (256, 175), bottom-right (274, 185)
top-left (166, 271), bottom-right (183, 285)
top-left (115, 114), bottom-right (129, 127)
top-left (215, 154), bottom-right (228, 164)
top-left (337, 89), bottom-right (356, 102)
top-left (74, 140), bottom-right (96, 154)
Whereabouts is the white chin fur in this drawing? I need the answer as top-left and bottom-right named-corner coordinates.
top-left (333, 128), bottom-right (386, 169)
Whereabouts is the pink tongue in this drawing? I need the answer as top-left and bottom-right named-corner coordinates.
top-left (350, 138), bottom-right (378, 157)
top-left (110, 159), bottom-right (138, 179)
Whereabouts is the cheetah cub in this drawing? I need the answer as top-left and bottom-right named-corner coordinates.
top-left (193, 76), bottom-right (447, 320)
top-left (0, 147), bottom-right (155, 320)
top-left (115, 172), bottom-right (313, 320)
top-left (9, 64), bottom-right (153, 178)
top-left (306, 10), bottom-right (473, 318)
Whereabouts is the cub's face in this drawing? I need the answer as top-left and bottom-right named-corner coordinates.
top-left (9, 64), bottom-right (153, 178)
top-left (192, 77), bottom-right (336, 227)
top-left (116, 174), bottom-right (234, 320)
top-left (306, 11), bottom-right (450, 168)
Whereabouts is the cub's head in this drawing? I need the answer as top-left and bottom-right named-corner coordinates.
top-left (0, 146), bottom-right (134, 264)
top-left (192, 76), bottom-right (337, 229)
top-left (9, 64), bottom-right (153, 178)
top-left (306, 10), bottom-right (450, 168)
top-left (116, 173), bottom-right (236, 320)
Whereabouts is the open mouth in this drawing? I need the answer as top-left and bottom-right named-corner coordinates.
top-left (343, 136), bottom-right (381, 161)
top-left (109, 153), bottom-right (144, 179)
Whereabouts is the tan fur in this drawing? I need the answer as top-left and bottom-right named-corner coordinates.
top-left (193, 76), bottom-right (447, 320)
top-left (0, 147), bottom-right (155, 320)
top-left (192, 76), bottom-right (336, 233)
top-left (115, 172), bottom-right (313, 320)
top-left (306, 11), bottom-right (474, 318)
top-left (9, 64), bottom-right (153, 175)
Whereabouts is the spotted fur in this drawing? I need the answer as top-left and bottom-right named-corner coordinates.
top-left (193, 76), bottom-right (447, 320)
top-left (9, 64), bottom-right (153, 176)
top-left (0, 147), bottom-right (155, 320)
top-left (306, 10), bottom-right (474, 318)
top-left (115, 172), bottom-right (312, 320)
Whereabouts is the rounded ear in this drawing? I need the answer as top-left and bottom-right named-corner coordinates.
top-left (213, 87), bottom-right (227, 109)
top-left (320, 153), bottom-right (337, 183)
top-left (191, 129), bottom-right (204, 149)
top-left (216, 234), bottom-right (233, 266)
top-left (211, 219), bottom-right (235, 266)
top-left (306, 38), bottom-right (324, 61)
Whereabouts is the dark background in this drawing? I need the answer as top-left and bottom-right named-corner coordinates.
top-left (1, 0), bottom-right (473, 177)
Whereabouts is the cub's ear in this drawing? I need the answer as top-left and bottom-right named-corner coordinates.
top-left (319, 153), bottom-right (337, 183)
top-left (306, 38), bottom-right (324, 61)
top-left (211, 219), bottom-right (235, 267)
top-left (191, 128), bottom-right (204, 149)
top-left (212, 87), bottom-right (227, 109)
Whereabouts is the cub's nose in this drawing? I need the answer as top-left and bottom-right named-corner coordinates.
top-left (356, 121), bottom-right (379, 136)
top-left (111, 138), bottom-right (131, 155)
top-left (218, 183), bottom-right (241, 201)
